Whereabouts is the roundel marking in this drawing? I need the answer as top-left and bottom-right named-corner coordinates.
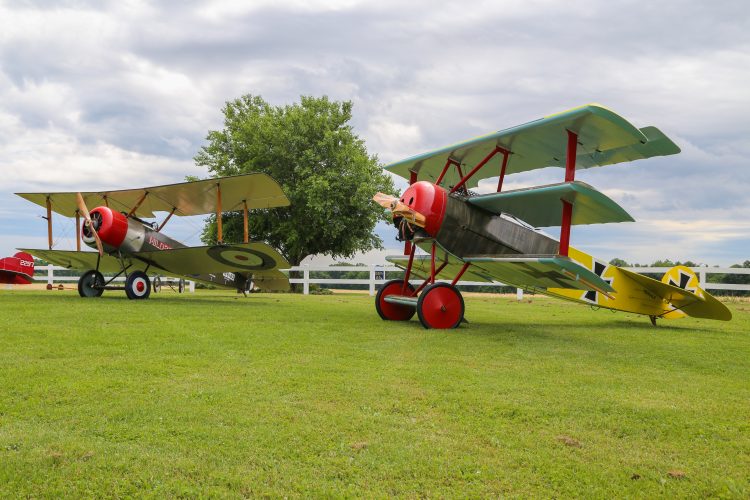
top-left (207, 246), bottom-right (276, 271)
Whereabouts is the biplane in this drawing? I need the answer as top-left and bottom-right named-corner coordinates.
top-left (374, 104), bottom-right (732, 328)
top-left (15, 173), bottom-right (291, 299)
top-left (0, 252), bottom-right (35, 285)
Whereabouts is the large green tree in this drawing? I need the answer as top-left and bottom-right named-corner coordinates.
top-left (194, 95), bottom-right (395, 266)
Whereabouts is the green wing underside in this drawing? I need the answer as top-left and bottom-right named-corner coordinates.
top-left (19, 242), bottom-right (290, 291)
top-left (387, 245), bottom-right (614, 293)
top-left (468, 181), bottom-right (633, 227)
top-left (386, 104), bottom-right (680, 188)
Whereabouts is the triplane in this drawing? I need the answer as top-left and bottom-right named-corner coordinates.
top-left (374, 104), bottom-right (731, 328)
top-left (16, 173), bottom-right (291, 299)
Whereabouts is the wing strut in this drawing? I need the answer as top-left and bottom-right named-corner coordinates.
top-left (242, 200), bottom-right (249, 243)
top-left (216, 183), bottom-right (223, 244)
top-left (75, 210), bottom-right (81, 251)
top-left (157, 207), bottom-right (177, 232)
top-left (46, 197), bottom-right (53, 250)
top-left (127, 191), bottom-right (149, 217)
top-left (451, 146), bottom-right (510, 194)
top-left (559, 130), bottom-right (578, 256)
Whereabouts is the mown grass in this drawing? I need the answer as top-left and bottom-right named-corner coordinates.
top-left (0, 289), bottom-right (748, 497)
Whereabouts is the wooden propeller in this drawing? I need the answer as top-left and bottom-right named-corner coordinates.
top-left (76, 192), bottom-right (104, 256)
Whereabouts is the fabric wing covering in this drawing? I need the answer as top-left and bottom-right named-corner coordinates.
top-left (15, 173), bottom-right (289, 218)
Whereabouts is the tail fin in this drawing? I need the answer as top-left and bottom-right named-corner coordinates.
top-left (15, 252), bottom-right (35, 279)
top-left (660, 265), bottom-right (731, 321)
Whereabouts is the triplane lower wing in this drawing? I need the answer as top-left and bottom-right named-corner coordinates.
top-left (373, 104), bottom-right (730, 329)
top-left (16, 173), bottom-right (292, 299)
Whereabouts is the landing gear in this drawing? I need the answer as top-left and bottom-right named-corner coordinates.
top-left (78, 270), bottom-right (104, 297)
top-left (417, 283), bottom-right (464, 329)
top-left (178, 278), bottom-right (185, 294)
top-left (125, 270), bottom-right (151, 300)
top-left (373, 241), bottom-right (470, 329)
top-left (153, 275), bottom-right (162, 293)
top-left (376, 279), bottom-right (416, 321)
top-left (649, 315), bottom-right (657, 327)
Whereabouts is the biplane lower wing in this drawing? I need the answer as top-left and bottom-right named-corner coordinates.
top-left (20, 249), bottom-right (147, 274)
top-left (20, 242), bottom-right (290, 291)
top-left (387, 249), bottom-right (614, 294)
top-left (468, 181), bottom-right (633, 227)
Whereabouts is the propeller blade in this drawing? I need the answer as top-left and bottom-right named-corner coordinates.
top-left (372, 192), bottom-right (426, 227)
top-left (76, 192), bottom-right (104, 256)
top-left (373, 192), bottom-right (399, 210)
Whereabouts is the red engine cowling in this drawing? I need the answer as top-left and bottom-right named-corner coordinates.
top-left (397, 181), bottom-right (447, 237)
top-left (82, 207), bottom-right (129, 250)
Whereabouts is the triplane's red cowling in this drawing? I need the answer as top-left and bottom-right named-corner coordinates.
top-left (84, 207), bottom-right (128, 249)
top-left (398, 181), bottom-right (447, 236)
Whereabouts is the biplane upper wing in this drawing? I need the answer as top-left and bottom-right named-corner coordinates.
top-left (386, 104), bottom-right (680, 188)
top-left (15, 173), bottom-right (289, 218)
top-left (387, 245), bottom-right (615, 294)
top-left (468, 181), bottom-right (633, 227)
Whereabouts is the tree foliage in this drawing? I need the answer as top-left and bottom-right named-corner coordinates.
top-left (194, 95), bottom-right (395, 266)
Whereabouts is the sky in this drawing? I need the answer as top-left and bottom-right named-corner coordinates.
top-left (1, 0), bottom-right (748, 266)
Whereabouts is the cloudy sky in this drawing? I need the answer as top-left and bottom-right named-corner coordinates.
top-left (1, 0), bottom-right (748, 265)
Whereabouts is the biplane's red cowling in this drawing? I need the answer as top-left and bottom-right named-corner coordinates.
top-left (88, 207), bottom-right (128, 248)
top-left (399, 181), bottom-right (447, 237)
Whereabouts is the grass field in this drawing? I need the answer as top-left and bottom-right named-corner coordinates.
top-left (0, 289), bottom-right (748, 497)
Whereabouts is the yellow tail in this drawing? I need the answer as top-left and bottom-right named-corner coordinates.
top-left (546, 250), bottom-right (731, 322)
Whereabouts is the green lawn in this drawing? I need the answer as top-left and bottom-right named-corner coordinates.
top-left (0, 289), bottom-right (748, 497)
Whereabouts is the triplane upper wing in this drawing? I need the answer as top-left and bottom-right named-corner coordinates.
top-left (386, 104), bottom-right (680, 188)
top-left (16, 172), bottom-right (289, 218)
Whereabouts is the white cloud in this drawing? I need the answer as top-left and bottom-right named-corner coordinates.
top-left (0, 0), bottom-right (748, 265)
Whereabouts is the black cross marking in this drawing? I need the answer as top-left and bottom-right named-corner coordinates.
top-left (583, 261), bottom-right (613, 303)
top-left (667, 270), bottom-right (697, 294)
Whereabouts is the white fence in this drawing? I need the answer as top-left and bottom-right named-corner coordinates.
top-left (286, 265), bottom-right (750, 296)
top-left (33, 264), bottom-right (750, 296)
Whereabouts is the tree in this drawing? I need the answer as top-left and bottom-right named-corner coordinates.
top-left (194, 95), bottom-right (395, 266)
top-left (609, 257), bottom-right (629, 267)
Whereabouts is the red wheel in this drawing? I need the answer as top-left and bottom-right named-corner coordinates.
top-left (375, 279), bottom-right (416, 321)
top-left (417, 283), bottom-right (464, 329)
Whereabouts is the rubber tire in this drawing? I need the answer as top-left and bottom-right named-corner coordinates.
top-left (417, 283), bottom-right (464, 329)
top-left (125, 271), bottom-right (151, 300)
top-left (153, 276), bottom-right (162, 293)
top-left (178, 278), bottom-right (185, 294)
top-left (78, 270), bottom-right (104, 298)
top-left (375, 279), bottom-right (416, 321)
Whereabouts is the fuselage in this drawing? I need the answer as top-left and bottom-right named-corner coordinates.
top-left (82, 206), bottom-right (249, 290)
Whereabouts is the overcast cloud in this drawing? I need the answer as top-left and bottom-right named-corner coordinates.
top-left (1, 0), bottom-right (748, 265)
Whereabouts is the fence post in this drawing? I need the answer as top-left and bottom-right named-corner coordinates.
top-left (369, 264), bottom-right (376, 296)
top-left (47, 265), bottom-right (53, 286)
top-left (189, 281), bottom-right (195, 293)
top-left (516, 288), bottom-right (523, 301)
top-left (303, 265), bottom-right (310, 295)
top-left (699, 270), bottom-right (706, 288)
